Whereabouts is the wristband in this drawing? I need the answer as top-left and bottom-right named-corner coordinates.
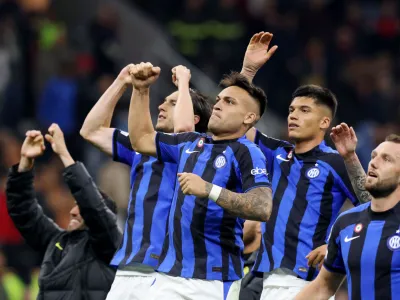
top-left (209, 185), bottom-right (222, 202)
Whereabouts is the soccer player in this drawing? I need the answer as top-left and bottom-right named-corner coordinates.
top-left (240, 32), bottom-right (360, 299)
top-left (295, 126), bottom-right (400, 300)
top-left (127, 62), bottom-right (272, 299)
top-left (80, 65), bottom-right (212, 300)
top-left (6, 124), bottom-right (121, 299)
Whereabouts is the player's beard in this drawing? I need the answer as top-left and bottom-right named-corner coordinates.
top-left (366, 179), bottom-right (398, 199)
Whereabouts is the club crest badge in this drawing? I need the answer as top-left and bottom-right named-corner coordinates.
top-left (387, 234), bottom-right (400, 251)
top-left (214, 155), bottom-right (226, 169)
top-left (306, 167), bottom-right (320, 179)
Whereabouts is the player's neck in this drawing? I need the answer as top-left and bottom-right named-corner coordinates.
top-left (294, 137), bottom-right (324, 154)
top-left (371, 189), bottom-right (400, 212)
top-left (212, 131), bottom-right (244, 141)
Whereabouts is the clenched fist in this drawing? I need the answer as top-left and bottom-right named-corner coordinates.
top-left (172, 65), bottom-right (191, 87)
top-left (45, 123), bottom-right (69, 157)
top-left (21, 130), bottom-right (46, 159)
top-left (178, 172), bottom-right (209, 198)
top-left (117, 65), bottom-right (133, 85)
top-left (128, 62), bottom-right (161, 90)
top-left (18, 130), bottom-right (46, 172)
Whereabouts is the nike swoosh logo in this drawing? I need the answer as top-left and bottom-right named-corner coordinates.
top-left (186, 149), bottom-right (199, 154)
top-left (344, 236), bottom-right (360, 243)
top-left (276, 154), bottom-right (289, 162)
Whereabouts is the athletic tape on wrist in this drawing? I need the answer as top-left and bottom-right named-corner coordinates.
top-left (209, 185), bottom-right (222, 202)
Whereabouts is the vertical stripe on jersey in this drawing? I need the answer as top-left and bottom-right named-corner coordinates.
top-left (374, 220), bottom-right (395, 299)
top-left (119, 156), bottom-right (150, 265)
top-left (281, 159), bottom-right (320, 270)
top-left (169, 147), bottom-right (207, 275)
top-left (190, 148), bottom-right (216, 278)
top-left (301, 171), bottom-right (334, 280)
top-left (131, 161), bottom-right (165, 263)
top-left (347, 221), bottom-right (369, 300)
top-left (263, 158), bottom-right (291, 271)
top-left (219, 168), bottom-right (242, 280)
top-left (277, 160), bottom-right (306, 269)
top-left (161, 146), bottom-right (189, 274)
top-left (360, 222), bottom-right (383, 300)
top-left (126, 158), bottom-right (156, 263)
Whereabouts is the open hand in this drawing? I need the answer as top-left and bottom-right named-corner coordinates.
top-left (172, 65), bottom-right (191, 87)
top-left (242, 32), bottom-right (278, 76)
top-left (178, 172), bottom-right (209, 198)
top-left (129, 62), bottom-right (161, 90)
top-left (330, 123), bottom-right (357, 159)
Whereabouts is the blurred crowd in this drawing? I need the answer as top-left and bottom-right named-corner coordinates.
top-left (0, 0), bottom-right (398, 299)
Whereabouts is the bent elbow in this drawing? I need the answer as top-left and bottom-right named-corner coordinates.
top-left (79, 127), bottom-right (90, 140)
top-left (174, 124), bottom-right (194, 133)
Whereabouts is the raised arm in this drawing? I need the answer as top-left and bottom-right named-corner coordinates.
top-left (330, 123), bottom-right (371, 204)
top-left (63, 162), bottom-right (121, 262)
top-left (46, 123), bottom-right (122, 261)
top-left (241, 32), bottom-right (278, 83)
top-left (172, 65), bottom-right (195, 133)
top-left (127, 62), bottom-right (160, 156)
top-left (80, 66), bottom-right (131, 155)
top-left (6, 131), bottom-right (62, 253)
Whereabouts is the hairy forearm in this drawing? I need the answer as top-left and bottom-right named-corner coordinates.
top-left (206, 184), bottom-right (272, 221)
top-left (128, 87), bottom-right (155, 149)
top-left (174, 80), bottom-right (194, 133)
top-left (80, 79), bottom-right (126, 137)
top-left (344, 153), bottom-right (372, 203)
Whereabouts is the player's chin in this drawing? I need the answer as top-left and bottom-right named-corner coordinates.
top-left (155, 122), bottom-right (170, 132)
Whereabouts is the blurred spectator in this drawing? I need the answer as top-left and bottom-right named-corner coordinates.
top-left (89, 4), bottom-right (121, 76)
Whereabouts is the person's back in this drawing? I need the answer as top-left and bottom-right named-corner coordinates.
top-left (6, 125), bottom-right (121, 300)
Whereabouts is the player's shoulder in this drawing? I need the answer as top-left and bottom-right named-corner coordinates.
top-left (255, 129), bottom-right (293, 148)
top-left (316, 143), bottom-right (346, 169)
top-left (236, 136), bottom-right (265, 155)
top-left (336, 202), bottom-right (370, 228)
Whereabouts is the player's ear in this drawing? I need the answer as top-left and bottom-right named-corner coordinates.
top-left (244, 112), bottom-right (257, 125)
top-left (193, 115), bottom-right (200, 126)
top-left (320, 116), bottom-right (330, 131)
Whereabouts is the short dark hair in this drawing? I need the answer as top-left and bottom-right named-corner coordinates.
top-left (292, 85), bottom-right (338, 118)
top-left (219, 72), bottom-right (267, 117)
top-left (99, 191), bottom-right (117, 214)
top-left (190, 89), bottom-right (213, 133)
top-left (385, 134), bottom-right (400, 144)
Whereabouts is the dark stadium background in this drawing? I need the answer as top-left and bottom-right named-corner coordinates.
top-left (0, 0), bottom-right (398, 298)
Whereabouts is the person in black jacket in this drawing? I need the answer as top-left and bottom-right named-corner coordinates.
top-left (6, 123), bottom-right (122, 300)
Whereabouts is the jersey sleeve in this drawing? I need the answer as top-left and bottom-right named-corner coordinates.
top-left (237, 144), bottom-right (271, 193)
top-left (323, 217), bottom-right (346, 274)
top-left (254, 129), bottom-right (292, 151)
top-left (112, 129), bottom-right (136, 166)
top-left (332, 156), bottom-right (358, 206)
top-left (155, 132), bottom-right (201, 164)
